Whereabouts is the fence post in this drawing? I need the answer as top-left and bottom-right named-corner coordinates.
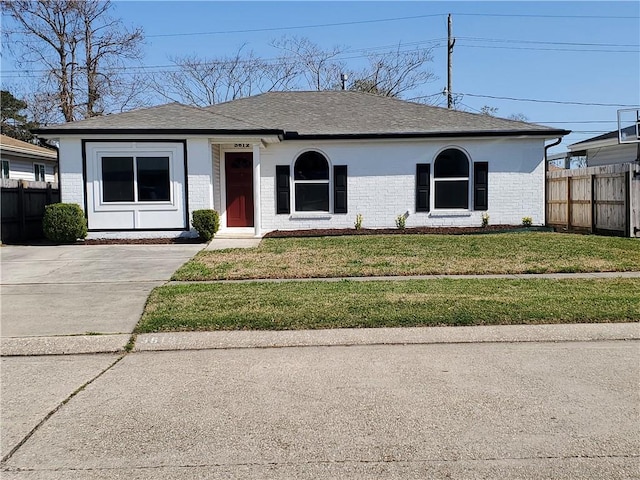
top-left (590, 174), bottom-right (596, 233)
top-left (17, 181), bottom-right (26, 241)
top-left (46, 183), bottom-right (53, 205)
top-left (625, 171), bottom-right (631, 237)
top-left (566, 176), bottom-right (572, 231)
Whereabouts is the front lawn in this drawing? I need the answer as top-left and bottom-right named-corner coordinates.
top-left (173, 232), bottom-right (640, 281)
top-left (137, 278), bottom-right (640, 333)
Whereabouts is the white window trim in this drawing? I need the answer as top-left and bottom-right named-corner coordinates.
top-left (292, 149), bottom-right (332, 214)
top-left (431, 147), bottom-right (471, 212)
top-left (33, 163), bottom-right (46, 182)
top-left (87, 143), bottom-right (183, 215)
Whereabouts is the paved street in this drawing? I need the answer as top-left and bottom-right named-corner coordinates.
top-left (2, 339), bottom-right (638, 479)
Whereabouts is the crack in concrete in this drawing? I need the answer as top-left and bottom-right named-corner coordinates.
top-left (3, 454), bottom-right (638, 472)
top-left (0, 354), bottom-right (127, 466)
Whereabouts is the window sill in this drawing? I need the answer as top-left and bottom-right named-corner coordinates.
top-left (290, 212), bottom-right (332, 220)
top-left (429, 210), bottom-right (472, 218)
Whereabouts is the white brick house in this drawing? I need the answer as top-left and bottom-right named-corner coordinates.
top-left (35, 91), bottom-right (569, 238)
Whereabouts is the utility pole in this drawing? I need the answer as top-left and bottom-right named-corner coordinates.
top-left (447, 14), bottom-right (455, 109)
top-left (340, 73), bottom-right (348, 91)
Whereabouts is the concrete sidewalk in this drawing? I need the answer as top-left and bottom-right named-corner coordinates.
top-left (2, 339), bottom-right (638, 479)
top-left (2, 322), bottom-right (638, 356)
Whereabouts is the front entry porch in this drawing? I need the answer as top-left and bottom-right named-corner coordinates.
top-left (213, 139), bottom-right (274, 238)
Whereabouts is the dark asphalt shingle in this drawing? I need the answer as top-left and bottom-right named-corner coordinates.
top-left (36, 91), bottom-right (568, 137)
top-left (207, 91), bottom-right (561, 136)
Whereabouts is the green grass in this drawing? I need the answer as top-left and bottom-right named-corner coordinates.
top-left (173, 232), bottom-right (640, 281)
top-left (136, 278), bottom-right (640, 333)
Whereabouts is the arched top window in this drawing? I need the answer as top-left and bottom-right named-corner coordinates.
top-left (293, 151), bottom-right (330, 212)
top-left (434, 149), bottom-right (469, 178)
top-left (294, 151), bottom-right (329, 181)
top-left (433, 148), bottom-right (470, 209)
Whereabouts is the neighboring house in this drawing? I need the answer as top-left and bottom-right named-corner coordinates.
top-left (568, 125), bottom-right (639, 167)
top-left (0, 134), bottom-right (58, 183)
top-left (35, 91), bottom-right (568, 238)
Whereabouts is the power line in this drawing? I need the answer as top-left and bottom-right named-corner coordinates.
top-left (146, 14), bottom-right (446, 38)
top-left (534, 121), bottom-right (619, 124)
top-left (456, 36), bottom-right (639, 48)
top-left (143, 12), bottom-right (639, 38)
top-left (455, 12), bottom-right (638, 19)
top-left (4, 30), bottom-right (637, 77)
top-left (0, 40), bottom-right (445, 76)
top-left (454, 92), bottom-right (638, 108)
top-left (457, 44), bottom-right (637, 53)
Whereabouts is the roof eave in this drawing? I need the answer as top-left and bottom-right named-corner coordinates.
top-left (283, 129), bottom-right (570, 140)
top-left (33, 127), bottom-right (285, 136)
top-left (568, 138), bottom-right (621, 150)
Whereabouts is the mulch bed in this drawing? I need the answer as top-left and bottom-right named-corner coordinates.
top-left (3, 226), bottom-right (552, 246)
top-left (263, 225), bottom-right (551, 238)
top-left (2, 237), bottom-right (205, 246)
top-left (81, 237), bottom-right (205, 245)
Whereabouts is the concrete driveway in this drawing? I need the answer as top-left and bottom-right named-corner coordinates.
top-left (1, 244), bottom-right (202, 338)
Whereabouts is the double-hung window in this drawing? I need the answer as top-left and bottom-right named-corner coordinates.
top-left (433, 149), bottom-right (469, 209)
top-left (34, 163), bottom-right (46, 182)
top-left (294, 151), bottom-right (329, 212)
top-left (102, 156), bottom-right (170, 203)
top-left (1, 160), bottom-right (9, 179)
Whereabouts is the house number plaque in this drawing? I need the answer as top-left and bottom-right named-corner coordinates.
top-left (234, 143), bottom-right (250, 148)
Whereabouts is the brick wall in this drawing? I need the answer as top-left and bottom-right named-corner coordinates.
top-left (58, 138), bottom-right (84, 207)
top-left (258, 138), bottom-right (546, 233)
top-left (186, 138), bottom-right (214, 233)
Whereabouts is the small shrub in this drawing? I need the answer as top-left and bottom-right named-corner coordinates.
top-left (43, 203), bottom-right (87, 243)
top-left (354, 213), bottom-right (363, 230)
top-left (481, 212), bottom-right (490, 228)
top-left (192, 209), bottom-right (220, 241)
top-left (395, 214), bottom-right (406, 230)
top-left (522, 216), bottom-right (533, 227)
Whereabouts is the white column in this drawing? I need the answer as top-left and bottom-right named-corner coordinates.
top-left (253, 143), bottom-right (261, 237)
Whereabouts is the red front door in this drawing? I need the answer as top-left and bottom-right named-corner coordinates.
top-left (225, 152), bottom-right (254, 227)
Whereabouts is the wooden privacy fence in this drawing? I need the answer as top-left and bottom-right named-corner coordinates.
top-left (1, 179), bottom-right (60, 243)
top-left (546, 162), bottom-right (640, 237)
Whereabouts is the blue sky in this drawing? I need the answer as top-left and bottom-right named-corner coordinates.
top-left (3, 1), bottom-right (639, 152)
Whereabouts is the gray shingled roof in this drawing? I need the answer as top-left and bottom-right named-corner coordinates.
top-left (207, 91), bottom-right (564, 136)
top-left (35, 102), bottom-right (274, 132)
top-left (36, 91), bottom-right (568, 138)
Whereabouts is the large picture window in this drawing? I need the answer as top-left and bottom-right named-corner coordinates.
top-left (434, 148), bottom-right (469, 209)
top-left (294, 151), bottom-right (329, 212)
top-left (102, 156), bottom-right (170, 203)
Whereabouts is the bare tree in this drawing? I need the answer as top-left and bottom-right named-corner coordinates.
top-left (507, 112), bottom-right (529, 122)
top-left (2, 0), bottom-right (144, 122)
top-left (151, 36), bottom-right (437, 107)
top-left (349, 45), bottom-right (436, 98)
top-left (479, 105), bottom-right (500, 116)
top-left (479, 106), bottom-right (529, 122)
top-left (153, 45), bottom-right (302, 106)
top-left (271, 36), bottom-right (346, 91)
